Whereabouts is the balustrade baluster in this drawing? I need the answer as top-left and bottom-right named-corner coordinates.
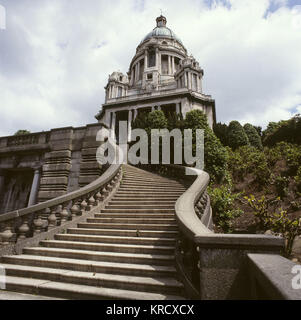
top-left (18, 217), bottom-right (30, 240)
top-left (34, 210), bottom-right (44, 235)
top-left (0, 224), bottom-right (15, 244)
top-left (70, 199), bottom-right (81, 217)
top-left (48, 206), bottom-right (57, 229)
top-left (60, 202), bottom-right (70, 223)
top-left (80, 198), bottom-right (88, 215)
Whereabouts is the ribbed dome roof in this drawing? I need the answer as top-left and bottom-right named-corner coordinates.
top-left (141, 16), bottom-right (183, 45)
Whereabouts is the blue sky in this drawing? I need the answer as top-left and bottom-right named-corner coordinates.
top-left (0, 0), bottom-right (301, 136)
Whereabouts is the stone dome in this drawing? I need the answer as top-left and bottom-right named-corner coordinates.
top-left (141, 15), bottom-right (183, 45)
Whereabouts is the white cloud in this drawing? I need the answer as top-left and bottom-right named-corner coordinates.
top-left (0, 0), bottom-right (300, 136)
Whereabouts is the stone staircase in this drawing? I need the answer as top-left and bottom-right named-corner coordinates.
top-left (0, 165), bottom-right (187, 300)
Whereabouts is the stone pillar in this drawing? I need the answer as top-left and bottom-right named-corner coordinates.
top-left (137, 62), bottom-right (140, 81)
top-left (184, 72), bottom-right (188, 87)
top-left (176, 103), bottom-right (180, 115)
top-left (172, 56), bottom-right (175, 74)
top-left (152, 106), bottom-right (155, 111)
top-left (134, 109), bottom-right (138, 120)
top-left (28, 168), bottom-right (41, 206)
top-left (135, 64), bottom-right (138, 82)
top-left (157, 105), bottom-right (161, 111)
top-left (111, 112), bottom-right (116, 140)
top-left (128, 110), bottom-right (132, 143)
top-left (144, 50), bottom-right (148, 69)
top-left (156, 48), bottom-right (159, 68)
top-left (168, 56), bottom-right (172, 75)
top-left (131, 69), bottom-right (134, 86)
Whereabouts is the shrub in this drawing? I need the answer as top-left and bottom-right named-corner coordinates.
top-left (268, 210), bottom-right (301, 257)
top-left (295, 166), bottom-right (301, 193)
top-left (244, 195), bottom-right (281, 231)
top-left (243, 123), bottom-right (263, 150)
top-left (227, 121), bottom-right (249, 150)
top-left (213, 122), bottom-right (228, 146)
top-left (208, 185), bottom-right (243, 233)
top-left (263, 114), bottom-right (301, 146)
top-left (274, 175), bottom-right (289, 199)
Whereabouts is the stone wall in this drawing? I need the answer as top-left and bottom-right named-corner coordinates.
top-left (0, 123), bottom-right (103, 214)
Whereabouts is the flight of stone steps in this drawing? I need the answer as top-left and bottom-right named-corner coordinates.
top-left (0, 165), bottom-right (187, 300)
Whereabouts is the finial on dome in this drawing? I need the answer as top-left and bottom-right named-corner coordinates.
top-left (156, 15), bottom-right (167, 27)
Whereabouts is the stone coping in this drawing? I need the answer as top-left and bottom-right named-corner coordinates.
top-left (173, 165), bottom-right (283, 248)
top-left (0, 162), bottom-right (121, 223)
top-left (248, 253), bottom-right (301, 300)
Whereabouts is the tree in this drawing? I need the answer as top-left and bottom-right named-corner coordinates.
top-left (227, 120), bottom-right (249, 150)
top-left (243, 123), bottom-right (263, 150)
top-left (184, 110), bottom-right (229, 183)
top-left (213, 122), bottom-right (228, 146)
top-left (14, 130), bottom-right (31, 136)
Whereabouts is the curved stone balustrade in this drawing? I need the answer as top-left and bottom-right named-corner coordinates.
top-left (0, 161), bottom-right (122, 246)
top-left (137, 163), bottom-right (285, 299)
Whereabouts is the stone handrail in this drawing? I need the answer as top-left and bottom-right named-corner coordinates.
top-left (138, 163), bottom-right (285, 299)
top-left (0, 161), bottom-right (122, 245)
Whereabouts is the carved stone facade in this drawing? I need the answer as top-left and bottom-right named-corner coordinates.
top-left (96, 15), bottom-right (216, 139)
top-left (0, 124), bottom-right (102, 214)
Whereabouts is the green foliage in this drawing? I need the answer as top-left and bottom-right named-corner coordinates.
top-left (268, 210), bottom-right (301, 257)
top-left (208, 185), bottom-right (243, 233)
top-left (295, 166), bottom-right (301, 193)
top-left (213, 122), bottom-right (228, 146)
top-left (227, 145), bottom-right (270, 186)
top-left (243, 123), bottom-right (263, 150)
top-left (274, 175), bottom-right (289, 199)
top-left (263, 114), bottom-right (301, 146)
top-left (14, 130), bottom-right (31, 136)
top-left (244, 195), bottom-right (281, 230)
top-left (227, 121), bottom-right (250, 150)
top-left (184, 110), bottom-right (229, 183)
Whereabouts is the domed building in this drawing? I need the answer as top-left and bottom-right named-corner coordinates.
top-left (96, 15), bottom-right (216, 140)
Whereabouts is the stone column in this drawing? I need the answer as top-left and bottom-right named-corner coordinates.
top-left (152, 106), bottom-right (155, 111)
top-left (128, 110), bottom-right (132, 143)
top-left (157, 105), bottom-right (161, 111)
top-left (184, 72), bottom-right (188, 87)
top-left (156, 48), bottom-right (159, 68)
top-left (28, 168), bottom-right (41, 206)
top-left (172, 56), bottom-right (175, 74)
top-left (176, 103), bottom-right (180, 115)
top-left (134, 109), bottom-right (138, 120)
top-left (137, 62), bottom-right (140, 81)
top-left (144, 50), bottom-right (148, 69)
top-left (168, 56), bottom-right (172, 75)
top-left (111, 112), bottom-right (116, 140)
top-left (131, 69), bottom-right (134, 86)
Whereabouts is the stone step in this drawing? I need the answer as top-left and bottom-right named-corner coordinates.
top-left (118, 187), bottom-right (185, 192)
top-left (55, 233), bottom-right (176, 246)
top-left (120, 182), bottom-right (183, 188)
top-left (68, 227), bottom-right (178, 238)
top-left (0, 290), bottom-right (63, 300)
top-left (100, 208), bottom-right (175, 213)
top-left (23, 247), bottom-right (174, 266)
top-left (40, 240), bottom-right (175, 255)
top-left (115, 191), bottom-right (183, 196)
top-left (1, 255), bottom-right (177, 278)
top-left (108, 201), bottom-right (176, 205)
top-left (79, 222), bottom-right (177, 231)
top-left (105, 204), bottom-right (175, 210)
top-left (111, 197), bottom-right (179, 201)
top-left (1, 264), bottom-right (184, 296)
top-left (87, 217), bottom-right (176, 224)
top-left (2, 275), bottom-right (184, 300)
top-left (94, 213), bottom-right (175, 218)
